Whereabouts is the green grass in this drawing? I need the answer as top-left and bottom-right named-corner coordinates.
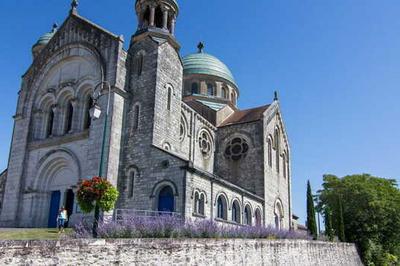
top-left (0, 228), bottom-right (73, 240)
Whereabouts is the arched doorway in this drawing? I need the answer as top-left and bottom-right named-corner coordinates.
top-left (158, 186), bottom-right (174, 213)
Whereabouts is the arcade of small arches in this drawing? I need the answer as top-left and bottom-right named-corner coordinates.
top-left (185, 80), bottom-right (237, 104)
top-left (32, 83), bottom-right (95, 140)
top-left (136, 0), bottom-right (178, 35)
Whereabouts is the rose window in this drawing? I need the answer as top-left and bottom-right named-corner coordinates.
top-left (199, 131), bottom-right (212, 157)
top-left (225, 138), bottom-right (249, 161)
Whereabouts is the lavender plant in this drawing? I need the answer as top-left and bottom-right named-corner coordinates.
top-left (73, 216), bottom-right (311, 240)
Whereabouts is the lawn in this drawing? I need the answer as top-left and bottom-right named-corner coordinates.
top-left (0, 228), bottom-right (72, 240)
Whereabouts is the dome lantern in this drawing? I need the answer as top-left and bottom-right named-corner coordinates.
top-left (32, 24), bottom-right (58, 59)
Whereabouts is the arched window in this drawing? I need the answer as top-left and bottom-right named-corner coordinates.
top-left (167, 86), bottom-right (172, 111)
top-left (191, 82), bottom-right (199, 94)
top-left (217, 195), bottom-right (227, 220)
top-left (155, 6), bottom-right (163, 28)
top-left (46, 108), bottom-right (54, 138)
top-left (267, 137), bottom-right (273, 168)
top-left (244, 205), bottom-right (252, 226)
top-left (207, 83), bottom-right (214, 96)
top-left (275, 201), bottom-right (284, 230)
top-left (158, 186), bottom-right (174, 213)
top-left (221, 87), bottom-right (228, 99)
top-left (65, 101), bottom-right (74, 133)
top-left (274, 128), bottom-right (280, 173)
top-left (194, 192), bottom-right (205, 215)
top-left (255, 208), bottom-right (262, 227)
top-left (133, 104), bottom-right (140, 130)
top-left (83, 96), bottom-right (93, 130)
top-left (283, 152), bottom-right (287, 179)
top-left (128, 170), bottom-right (136, 198)
top-left (232, 200), bottom-right (241, 223)
top-left (142, 7), bottom-right (150, 27)
top-left (199, 193), bottom-right (205, 215)
top-left (135, 54), bottom-right (144, 76)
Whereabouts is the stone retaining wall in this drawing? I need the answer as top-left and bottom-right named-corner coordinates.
top-left (0, 239), bottom-right (363, 266)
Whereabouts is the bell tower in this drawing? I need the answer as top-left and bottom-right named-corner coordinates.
top-left (134, 0), bottom-right (179, 43)
top-left (122, 0), bottom-right (183, 163)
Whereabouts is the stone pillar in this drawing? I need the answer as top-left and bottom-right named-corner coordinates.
top-left (171, 16), bottom-right (176, 35)
top-left (150, 6), bottom-right (155, 27)
top-left (163, 9), bottom-right (169, 30)
top-left (51, 104), bottom-right (58, 136)
top-left (70, 98), bottom-right (78, 133)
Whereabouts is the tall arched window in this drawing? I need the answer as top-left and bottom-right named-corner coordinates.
top-left (283, 152), bottom-right (287, 179)
top-left (84, 96), bottom-right (93, 130)
top-left (274, 128), bottom-right (280, 173)
top-left (142, 7), bottom-right (150, 27)
top-left (275, 201), bottom-right (284, 230)
top-left (128, 170), bottom-right (136, 198)
top-left (255, 208), bottom-right (262, 227)
top-left (194, 192), bottom-right (205, 216)
top-left (191, 82), bottom-right (199, 94)
top-left (199, 193), bottom-right (205, 215)
top-left (207, 83), bottom-right (214, 96)
top-left (136, 54), bottom-right (144, 76)
top-left (217, 195), bottom-right (227, 220)
top-left (65, 101), bottom-right (74, 133)
top-left (158, 186), bottom-right (174, 213)
top-left (244, 205), bottom-right (252, 226)
top-left (232, 200), bottom-right (241, 223)
top-left (133, 104), bottom-right (140, 130)
top-left (46, 108), bottom-right (54, 138)
top-left (167, 86), bottom-right (172, 111)
top-left (267, 137), bottom-right (273, 168)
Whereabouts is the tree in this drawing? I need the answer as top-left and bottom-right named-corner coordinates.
top-left (307, 180), bottom-right (318, 240)
top-left (77, 176), bottom-right (119, 237)
top-left (317, 174), bottom-right (400, 265)
top-left (324, 207), bottom-right (334, 241)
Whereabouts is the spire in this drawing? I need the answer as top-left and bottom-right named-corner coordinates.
top-left (197, 42), bottom-right (204, 53)
top-left (274, 91), bottom-right (279, 101)
top-left (70, 0), bottom-right (78, 14)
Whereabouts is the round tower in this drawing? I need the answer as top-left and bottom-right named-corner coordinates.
top-left (135, 0), bottom-right (179, 36)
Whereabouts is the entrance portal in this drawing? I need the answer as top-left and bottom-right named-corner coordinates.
top-left (65, 189), bottom-right (74, 227)
top-left (158, 186), bottom-right (174, 213)
top-left (48, 191), bottom-right (61, 228)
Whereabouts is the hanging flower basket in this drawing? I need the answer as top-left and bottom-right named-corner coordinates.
top-left (77, 176), bottom-right (119, 213)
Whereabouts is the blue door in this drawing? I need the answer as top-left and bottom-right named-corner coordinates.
top-left (48, 191), bottom-right (61, 228)
top-left (158, 186), bottom-right (174, 213)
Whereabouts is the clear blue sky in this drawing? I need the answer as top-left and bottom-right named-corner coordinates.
top-left (1, 0), bottom-right (399, 224)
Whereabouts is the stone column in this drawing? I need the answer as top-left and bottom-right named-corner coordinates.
top-left (150, 6), bottom-right (155, 27)
top-left (171, 16), bottom-right (176, 35)
top-left (51, 104), bottom-right (58, 136)
top-left (163, 9), bottom-right (169, 30)
top-left (70, 98), bottom-right (78, 133)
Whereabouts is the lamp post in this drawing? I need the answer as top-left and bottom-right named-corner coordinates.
top-left (89, 80), bottom-right (111, 238)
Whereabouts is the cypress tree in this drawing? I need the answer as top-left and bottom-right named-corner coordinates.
top-left (306, 180), bottom-right (318, 239)
top-left (337, 196), bottom-right (346, 242)
top-left (324, 207), bottom-right (334, 241)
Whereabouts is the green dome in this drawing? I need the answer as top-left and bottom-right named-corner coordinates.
top-left (32, 26), bottom-right (57, 49)
top-left (182, 52), bottom-right (238, 88)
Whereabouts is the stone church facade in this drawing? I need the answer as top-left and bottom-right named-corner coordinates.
top-left (0, 0), bottom-right (292, 229)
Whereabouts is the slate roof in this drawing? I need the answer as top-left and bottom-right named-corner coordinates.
top-left (219, 104), bottom-right (270, 127)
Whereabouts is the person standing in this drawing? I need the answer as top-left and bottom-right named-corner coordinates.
top-left (57, 207), bottom-right (68, 233)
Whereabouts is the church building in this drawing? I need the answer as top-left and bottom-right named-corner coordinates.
top-left (0, 0), bottom-right (292, 229)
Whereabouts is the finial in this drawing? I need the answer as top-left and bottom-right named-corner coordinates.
top-left (70, 0), bottom-right (78, 14)
top-left (51, 23), bottom-right (58, 33)
top-left (197, 42), bottom-right (204, 53)
top-left (274, 91), bottom-right (279, 101)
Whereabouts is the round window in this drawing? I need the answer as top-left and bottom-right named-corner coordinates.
top-left (224, 137), bottom-right (249, 161)
top-left (199, 131), bottom-right (212, 157)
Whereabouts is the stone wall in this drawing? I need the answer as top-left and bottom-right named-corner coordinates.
top-left (0, 239), bottom-right (363, 266)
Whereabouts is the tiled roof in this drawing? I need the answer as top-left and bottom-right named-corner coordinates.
top-left (219, 104), bottom-right (270, 127)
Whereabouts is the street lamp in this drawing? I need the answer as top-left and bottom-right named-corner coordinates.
top-left (89, 80), bottom-right (111, 238)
